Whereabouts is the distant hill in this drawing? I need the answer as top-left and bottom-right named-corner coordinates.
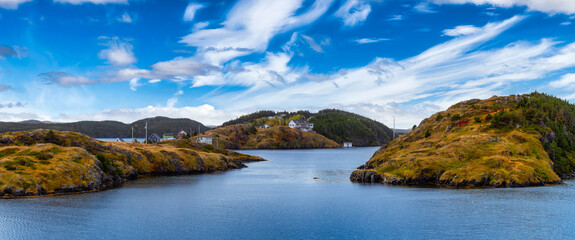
top-left (351, 92), bottom-right (574, 188)
top-left (0, 116), bottom-right (210, 138)
top-left (310, 109), bottom-right (393, 146)
top-left (221, 109), bottom-right (393, 147)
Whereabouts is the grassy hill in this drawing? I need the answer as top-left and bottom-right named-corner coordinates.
top-left (351, 92), bottom-right (575, 188)
top-left (0, 116), bottom-right (209, 138)
top-left (200, 124), bottom-right (339, 149)
top-left (221, 109), bottom-right (393, 147)
top-left (0, 129), bottom-right (262, 198)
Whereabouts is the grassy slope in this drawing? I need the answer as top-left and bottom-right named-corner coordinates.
top-left (200, 124), bottom-right (339, 149)
top-left (352, 93), bottom-right (570, 187)
top-left (0, 130), bottom-right (262, 198)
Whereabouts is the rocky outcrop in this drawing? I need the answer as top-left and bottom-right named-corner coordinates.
top-left (351, 93), bottom-right (574, 188)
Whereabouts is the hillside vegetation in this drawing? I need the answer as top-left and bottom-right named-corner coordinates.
top-left (0, 130), bottom-right (261, 198)
top-left (0, 116), bottom-right (209, 138)
top-left (351, 92), bottom-right (575, 187)
top-left (222, 109), bottom-right (393, 147)
top-left (200, 124), bottom-right (339, 149)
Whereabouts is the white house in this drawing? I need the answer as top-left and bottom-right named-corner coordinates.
top-left (288, 120), bottom-right (314, 132)
top-left (343, 142), bottom-right (353, 148)
top-left (196, 136), bottom-right (213, 145)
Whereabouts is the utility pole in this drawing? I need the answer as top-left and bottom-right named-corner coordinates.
top-left (145, 121), bottom-right (148, 144)
top-left (131, 126), bottom-right (134, 142)
top-left (393, 116), bottom-right (396, 140)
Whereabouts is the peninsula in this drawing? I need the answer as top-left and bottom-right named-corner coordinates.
top-left (0, 129), bottom-right (262, 198)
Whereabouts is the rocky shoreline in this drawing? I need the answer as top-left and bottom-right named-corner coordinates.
top-left (350, 169), bottom-right (564, 188)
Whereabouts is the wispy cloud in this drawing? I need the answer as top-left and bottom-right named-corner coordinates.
top-left (117, 12), bottom-right (132, 23)
top-left (180, 0), bottom-right (332, 65)
top-left (388, 14), bottom-right (403, 21)
top-left (0, 45), bottom-right (16, 59)
top-left (0, 0), bottom-right (32, 9)
top-left (0, 102), bottom-right (25, 108)
top-left (550, 73), bottom-right (575, 88)
top-left (442, 25), bottom-right (482, 36)
top-left (54, 0), bottom-right (128, 4)
top-left (38, 72), bottom-right (95, 86)
top-left (432, 0), bottom-right (575, 15)
top-left (0, 84), bottom-right (11, 91)
top-left (183, 3), bottom-right (204, 22)
top-left (193, 15), bottom-right (575, 127)
top-left (354, 37), bottom-right (390, 44)
top-left (98, 36), bottom-right (136, 66)
top-left (284, 32), bottom-right (328, 54)
top-left (414, 2), bottom-right (437, 13)
top-left (334, 0), bottom-right (371, 26)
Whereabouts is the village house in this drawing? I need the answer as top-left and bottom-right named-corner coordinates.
top-left (148, 133), bottom-right (161, 143)
top-left (343, 142), bottom-right (353, 148)
top-left (196, 136), bottom-right (213, 145)
top-left (177, 130), bottom-right (187, 139)
top-left (288, 120), bottom-right (314, 132)
top-left (163, 133), bottom-right (175, 141)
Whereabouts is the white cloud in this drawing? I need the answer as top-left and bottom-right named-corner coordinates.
top-left (550, 73), bottom-right (575, 88)
top-left (560, 21), bottom-right (571, 25)
top-left (414, 2), bottom-right (437, 13)
top-left (61, 104), bottom-right (238, 126)
top-left (118, 12), bottom-right (132, 23)
top-left (389, 14), bottom-right (403, 21)
top-left (148, 79), bottom-right (161, 84)
top-left (0, 0), bottom-right (31, 9)
top-left (180, 0), bottom-right (332, 65)
top-left (167, 90), bottom-right (184, 108)
top-left (195, 15), bottom-right (575, 128)
top-left (334, 0), bottom-right (371, 26)
top-left (432, 0), bottom-right (575, 15)
top-left (443, 25), bottom-right (482, 36)
top-left (129, 78), bottom-right (140, 91)
top-left (354, 37), bottom-right (390, 44)
top-left (54, 0), bottom-right (128, 4)
top-left (98, 37), bottom-right (136, 66)
top-left (38, 72), bottom-right (95, 86)
top-left (283, 32), bottom-right (327, 54)
top-left (151, 57), bottom-right (219, 78)
top-left (183, 3), bottom-right (204, 22)
top-left (193, 21), bottom-right (210, 30)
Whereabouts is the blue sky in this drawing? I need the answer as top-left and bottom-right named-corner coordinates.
top-left (1, 0), bottom-right (575, 128)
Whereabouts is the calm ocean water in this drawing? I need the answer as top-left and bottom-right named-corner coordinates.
top-left (1, 147), bottom-right (574, 239)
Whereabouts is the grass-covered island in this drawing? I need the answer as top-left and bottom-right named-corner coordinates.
top-left (0, 130), bottom-right (263, 198)
top-left (351, 92), bottom-right (575, 188)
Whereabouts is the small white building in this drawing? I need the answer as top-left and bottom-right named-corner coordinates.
top-left (196, 136), bottom-right (213, 145)
top-left (259, 124), bottom-right (271, 129)
top-left (288, 120), bottom-right (314, 132)
top-left (343, 142), bottom-right (353, 148)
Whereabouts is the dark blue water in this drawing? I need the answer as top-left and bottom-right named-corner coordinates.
top-left (1, 147), bottom-right (574, 239)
